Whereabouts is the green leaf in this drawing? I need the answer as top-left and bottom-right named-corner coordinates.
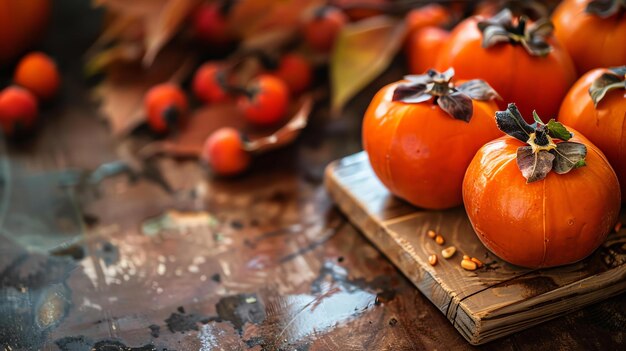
top-left (546, 119), bottom-right (572, 141)
top-left (532, 111), bottom-right (543, 125)
top-left (330, 16), bottom-right (406, 113)
top-left (516, 147), bottom-right (555, 183)
top-left (552, 142), bottom-right (587, 174)
top-left (495, 103), bottom-right (535, 143)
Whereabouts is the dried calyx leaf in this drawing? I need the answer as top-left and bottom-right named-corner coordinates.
top-left (589, 66), bottom-right (626, 107)
top-left (586, 0), bottom-right (626, 18)
top-left (392, 68), bottom-right (500, 122)
top-left (477, 9), bottom-right (554, 57)
top-left (496, 103), bottom-right (587, 183)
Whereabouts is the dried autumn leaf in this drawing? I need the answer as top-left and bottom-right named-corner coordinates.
top-left (330, 16), bottom-right (406, 113)
top-left (229, 0), bottom-right (322, 38)
top-left (93, 47), bottom-right (195, 137)
top-left (244, 95), bottom-right (313, 153)
top-left (92, 0), bottom-right (200, 66)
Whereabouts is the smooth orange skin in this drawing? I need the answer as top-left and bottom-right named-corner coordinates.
top-left (435, 17), bottom-right (576, 122)
top-left (192, 62), bottom-right (229, 104)
top-left (552, 0), bottom-right (626, 75)
top-left (0, 86), bottom-right (38, 135)
top-left (13, 52), bottom-right (60, 100)
top-left (406, 26), bottom-right (450, 75)
top-left (463, 132), bottom-right (620, 268)
top-left (271, 53), bottom-right (312, 95)
top-left (239, 75), bottom-right (289, 126)
top-left (302, 7), bottom-right (347, 53)
top-left (202, 127), bottom-right (250, 176)
top-left (558, 68), bottom-right (626, 200)
top-left (405, 4), bottom-right (451, 35)
top-left (144, 83), bottom-right (188, 133)
top-left (362, 81), bottom-right (501, 209)
top-left (0, 0), bottom-right (50, 64)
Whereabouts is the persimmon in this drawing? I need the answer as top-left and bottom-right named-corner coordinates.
top-left (362, 68), bottom-right (501, 209)
top-left (238, 75), bottom-right (289, 126)
top-left (463, 103), bottom-right (620, 268)
top-left (302, 6), bottom-right (347, 53)
top-left (13, 52), bottom-right (60, 100)
top-left (435, 9), bottom-right (576, 122)
top-left (192, 62), bottom-right (230, 104)
top-left (406, 26), bottom-right (450, 75)
top-left (0, 86), bottom-right (38, 136)
top-left (271, 53), bottom-right (312, 95)
top-left (0, 0), bottom-right (50, 64)
top-left (558, 66), bottom-right (626, 199)
top-left (201, 127), bottom-right (250, 176)
top-left (552, 0), bottom-right (626, 75)
top-left (144, 83), bottom-right (188, 134)
top-left (193, 2), bottom-right (232, 46)
top-left (405, 4), bottom-right (451, 35)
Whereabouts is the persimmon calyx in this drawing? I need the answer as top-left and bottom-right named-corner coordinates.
top-left (586, 0), bottom-right (626, 18)
top-left (392, 68), bottom-right (500, 122)
top-left (589, 66), bottom-right (626, 107)
top-left (496, 103), bottom-right (587, 183)
top-left (477, 9), bottom-right (554, 57)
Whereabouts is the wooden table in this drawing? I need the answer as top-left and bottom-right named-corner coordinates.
top-left (1, 2), bottom-right (625, 350)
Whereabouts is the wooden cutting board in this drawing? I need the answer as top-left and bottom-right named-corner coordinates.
top-left (325, 151), bottom-right (626, 345)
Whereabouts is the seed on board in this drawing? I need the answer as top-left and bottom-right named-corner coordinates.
top-left (428, 254), bottom-right (438, 266)
top-left (462, 254), bottom-right (470, 261)
top-left (435, 235), bottom-right (445, 245)
top-left (470, 257), bottom-right (484, 268)
top-left (441, 246), bottom-right (456, 259)
top-left (427, 230), bottom-right (436, 238)
top-left (461, 259), bottom-right (477, 271)
top-left (615, 222), bottom-right (623, 232)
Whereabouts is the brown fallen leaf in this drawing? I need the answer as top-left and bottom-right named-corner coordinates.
top-left (92, 0), bottom-right (200, 66)
top-left (139, 95), bottom-right (314, 158)
top-left (330, 15), bottom-right (406, 113)
top-left (93, 47), bottom-right (195, 137)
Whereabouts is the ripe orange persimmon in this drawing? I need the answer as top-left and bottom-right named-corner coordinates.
top-left (192, 62), bottom-right (230, 104)
top-left (144, 83), bottom-right (188, 134)
top-left (363, 68), bottom-right (501, 209)
top-left (552, 0), bottom-right (626, 75)
top-left (0, 0), bottom-right (50, 64)
top-left (463, 104), bottom-right (620, 268)
top-left (558, 66), bottom-right (626, 199)
top-left (201, 127), bottom-right (250, 176)
top-left (435, 9), bottom-right (576, 122)
top-left (14, 52), bottom-right (60, 100)
top-left (302, 6), bottom-right (347, 53)
top-left (405, 4), bottom-right (451, 35)
top-left (406, 26), bottom-right (449, 75)
top-left (0, 86), bottom-right (38, 136)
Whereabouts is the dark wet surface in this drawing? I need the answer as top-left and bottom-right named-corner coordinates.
top-left (0, 1), bottom-right (625, 351)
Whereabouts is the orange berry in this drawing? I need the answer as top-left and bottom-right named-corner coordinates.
top-left (238, 75), bottom-right (289, 126)
top-left (193, 3), bottom-right (232, 46)
top-left (201, 127), bottom-right (250, 176)
top-left (0, 86), bottom-right (38, 136)
top-left (13, 52), bottom-right (60, 100)
top-left (302, 6), bottom-right (347, 53)
top-left (271, 53), bottom-right (312, 95)
top-left (192, 62), bottom-right (230, 104)
top-left (144, 83), bottom-right (188, 133)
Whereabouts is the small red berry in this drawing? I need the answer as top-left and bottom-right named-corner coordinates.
top-left (193, 3), bottom-right (232, 46)
top-left (238, 75), bottom-right (289, 127)
top-left (202, 127), bottom-right (250, 176)
top-left (271, 53), bottom-right (312, 95)
top-left (14, 52), bottom-right (61, 100)
top-left (0, 86), bottom-right (38, 136)
top-left (192, 62), bottom-right (230, 104)
top-left (144, 83), bottom-right (188, 133)
top-left (303, 6), bottom-right (348, 53)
